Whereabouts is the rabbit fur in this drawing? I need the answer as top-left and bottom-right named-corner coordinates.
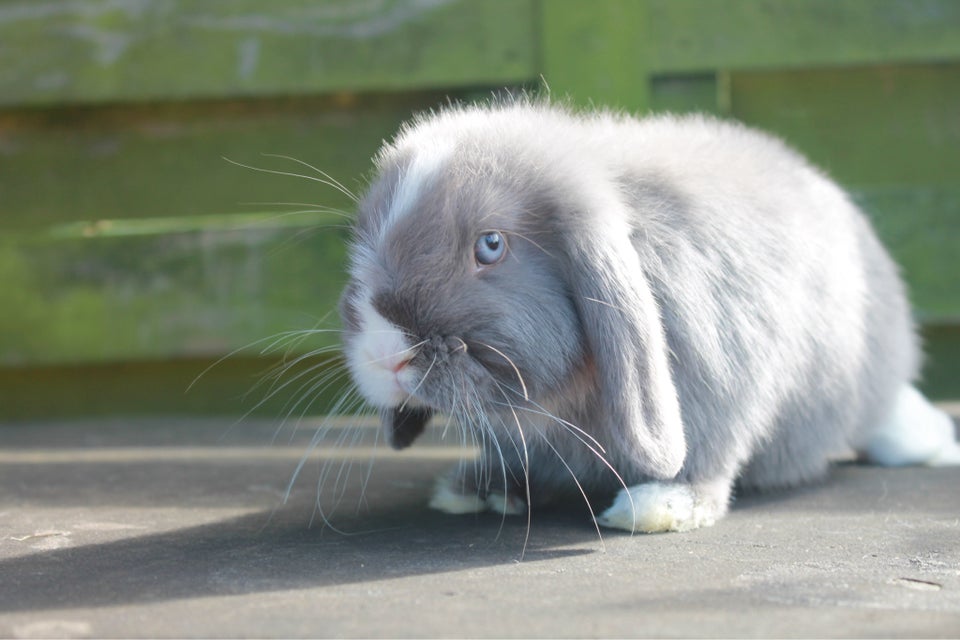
top-left (337, 99), bottom-right (957, 532)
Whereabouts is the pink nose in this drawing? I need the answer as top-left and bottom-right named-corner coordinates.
top-left (390, 357), bottom-right (411, 374)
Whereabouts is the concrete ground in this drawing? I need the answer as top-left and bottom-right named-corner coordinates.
top-left (1, 411), bottom-right (959, 638)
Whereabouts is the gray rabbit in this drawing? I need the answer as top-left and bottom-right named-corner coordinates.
top-left (338, 100), bottom-right (959, 532)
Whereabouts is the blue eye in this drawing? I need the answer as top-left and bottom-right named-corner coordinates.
top-left (474, 231), bottom-right (506, 266)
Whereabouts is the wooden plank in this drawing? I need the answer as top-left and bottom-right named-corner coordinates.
top-left (728, 65), bottom-right (960, 186)
top-left (921, 325), bottom-right (960, 401)
top-left (0, 95), bottom-right (429, 230)
top-left (855, 187), bottom-right (960, 322)
top-left (0, 0), bottom-right (537, 107)
top-left (649, 73), bottom-right (725, 115)
top-left (644, 0), bottom-right (960, 73)
top-left (3, 327), bottom-right (958, 421)
top-left (539, 0), bottom-right (651, 110)
top-left (0, 355), bottom-right (349, 420)
top-left (0, 214), bottom-right (350, 366)
top-left (3, 66), bottom-right (957, 370)
top-left (1, 185), bottom-right (954, 370)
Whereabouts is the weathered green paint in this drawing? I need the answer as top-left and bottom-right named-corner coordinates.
top-left (0, 214), bottom-right (349, 365)
top-left (0, 96), bottom-right (430, 230)
top-left (728, 65), bottom-right (960, 187)
top-left (649, 74), bottom-right (725, 115)
top-left (539, 0), bottom-right (650, 110)
top-left (857, 187), bottom-right (960, 322)
top-left (643, 0), bottom-right (960, 73)
top-left (0, 0), bottom-right (537, 107)
top-left (922, 326), bottom-right (960, 401)
top-left (0, 355), bottom-right (350, 420)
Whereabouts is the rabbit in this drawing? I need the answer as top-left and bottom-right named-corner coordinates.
top-left (337, 98), bottom-right (959, 533)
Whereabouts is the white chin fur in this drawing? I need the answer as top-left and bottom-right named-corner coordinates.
top-left (346, 296), bottom-right (418, 408)
top-left (860, 385), bottom-right (960, 467)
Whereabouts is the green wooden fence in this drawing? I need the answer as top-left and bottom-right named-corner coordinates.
top-left (1, 0), bottom-right (958, 419)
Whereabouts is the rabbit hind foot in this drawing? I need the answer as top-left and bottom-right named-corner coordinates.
top-left (860, 385), bottom-right (960, 467)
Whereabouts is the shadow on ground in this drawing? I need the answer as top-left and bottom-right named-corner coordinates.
top-left (1, 490), bottom-right (599, 613)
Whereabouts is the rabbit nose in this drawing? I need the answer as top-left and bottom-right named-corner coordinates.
top-left (390, 357), bottom-right (412, 373)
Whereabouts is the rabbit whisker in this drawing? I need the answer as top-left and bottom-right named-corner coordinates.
top-left (473, 397), bottom-right (513, 540)
top-left (250, 354), bottom-right (346, 427)
top-left (490, 380), bottom-right (533, 558)
top-left (186, 326), bottom-right (340, 392)
top-left (259, 153), bottom-right (360, 204)
top-left (285, 388), bottom-right (360, 503)
top-left (494, 391), bottom-right (607, 454)
top-left (223, 156), bottom-right (358, 204)
top-left (362, 338), bottom-right (427, 371)
top-left (490, 391), bottom-right (635, 530)
top-left (474, 341), bottom-right (529, 401)
top-left (239, 201), bottom-right (355, 220)
top-left (581, 295), bottom-right (628, 313)
top-left (507, 229), bottom-right (554, 259)
top-left (455, 372), bottom-right (491, 499)
top-left (277, 364), bottom-right (356, 437)
top-left (297, 393), bottom-right (401, 537)
top-left (399, 353), bottom-right (437, 413)
top-left (537, 434), bottom-right (606, 549)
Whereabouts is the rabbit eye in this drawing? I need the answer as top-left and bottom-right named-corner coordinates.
top-left (474, 231), bottom-right (506, 266)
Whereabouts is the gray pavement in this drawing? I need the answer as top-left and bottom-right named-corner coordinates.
top-left (1, 414), bottom-right (959, 638)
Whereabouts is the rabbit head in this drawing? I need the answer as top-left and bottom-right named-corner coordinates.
top-left (339, 104), bottom-right (685, 479)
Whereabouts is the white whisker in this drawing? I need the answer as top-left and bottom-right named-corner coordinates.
top-left (475, 341), bottom-right (529, 401)
top-left (491, 389), bottom-right (607, 454)
top-left (399, 354), bottom-right (437, 412)
top-left (537, 434), bottom-right (606, 549)
top-left (222, 155), bottom-right (359, 204)
top-left (364, 339), bottom-right (428, 369)
top-left (582, 296), bottom-right (629, 314)
top-left (260, 153), bottom-right (360, 204)
top-left (490, 397), bottom-right (632, 504)
top-left (239, 201), bottom-right (355, 220)
top-left (490, 380), bottom-right (533, 559)
top-left (507, 229), bottom-right (554, 259)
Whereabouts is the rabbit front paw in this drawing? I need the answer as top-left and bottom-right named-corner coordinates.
top-left (485, 491), bottom-right (527, 516)
top-left (597, 481), bottom-right (730, 533)
top-left (427, 473), bottom-right (528, 516)
top-left (428, 476), bottom-right (487, 514)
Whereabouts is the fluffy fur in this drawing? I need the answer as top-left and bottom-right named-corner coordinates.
top-left (338, 99), bottom-right (955, 532)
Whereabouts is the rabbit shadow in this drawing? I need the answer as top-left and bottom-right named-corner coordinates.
top-left (0, 418), bottom-right (608, 615)
top-left (5, 415), bottom-right (956, 615)
top-left (0, 496), bottom-right (598, 614)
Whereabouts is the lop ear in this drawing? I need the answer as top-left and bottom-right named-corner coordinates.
top-left (382, 406), bottom-right (433, 450)
top-left (564, 220), bottom-right (686, 479)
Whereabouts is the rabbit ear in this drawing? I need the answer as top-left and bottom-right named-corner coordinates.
top-left (382, 405), bottom-right (433, 450)
top-left (565, 221), bottom-right (686, 479)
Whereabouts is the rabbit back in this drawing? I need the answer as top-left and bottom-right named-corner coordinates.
top-left (612, 115), bottom-right (920, 489)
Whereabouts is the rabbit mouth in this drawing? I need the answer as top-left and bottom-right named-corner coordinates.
top-left (383, 404), bottom-right (434, 450)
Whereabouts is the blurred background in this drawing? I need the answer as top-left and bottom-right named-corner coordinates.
top-left (1, 0), bottom-right (958, 421)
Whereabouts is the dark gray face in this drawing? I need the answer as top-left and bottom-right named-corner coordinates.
top-left (339, 148), bottom-right (585, 427)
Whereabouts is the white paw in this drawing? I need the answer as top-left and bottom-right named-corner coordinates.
top-left (486, 492), bottom-right (527, 516)
top-left (597, 483), bottom-right (717, 533)
top-left (862, 386), bottom-right (959, 467)
top-left (428, 477), bottom-right (487, 514)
